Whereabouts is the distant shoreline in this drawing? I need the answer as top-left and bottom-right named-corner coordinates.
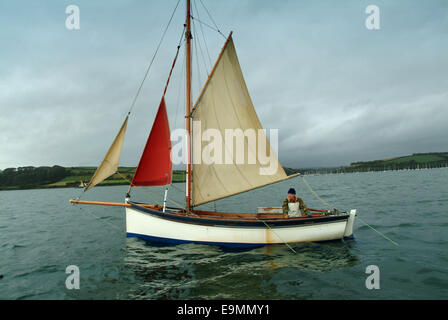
top-left (0, 180), bottom-right (186, 192)
top-left (0, 166), bottom-right (186, 191)
top-left (1, 152), bottom-right (447, 191)
top-left (2, 166), bottom-right (447, 192)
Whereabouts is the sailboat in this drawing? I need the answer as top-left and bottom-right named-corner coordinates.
top-left (78, 180), bottom-right (87, 188)
top-left (70, 0), bottom-right (356, 247)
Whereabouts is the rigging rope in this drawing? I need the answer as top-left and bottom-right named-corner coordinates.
top-left (300, 175), bottom-right (399, 246)
top-left (193, 0), bottom-right (213, 69)
top-left (191, 15), bottom-right (225, 39)
top-left (191, 19), bottom-right (204, 97)
top-left (117, 171), bottom-right (185, 208)
top-left (127, 0), bottom-right (181, 115)
top-left (163, 26), bottom-right (186, 97)
top-left (78, 1), bottom-right (182, 200)
top-left (198, 0), bottom-right (226, 39)
top-left (192, 18), bottom-right (208, 82)
top-left (169, 181), bottom-right (185, 193)
top-left (173, 47), bottom-right (186, 130)
top-left (116, 171), bottom-right (158, 204)
top-left (125, 26), bottom-right (185, 206)
top-left (301, 176), bottom-right (334, 210)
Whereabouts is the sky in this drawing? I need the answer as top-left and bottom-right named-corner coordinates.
top-left (1, 0), bottom-right (447, 170)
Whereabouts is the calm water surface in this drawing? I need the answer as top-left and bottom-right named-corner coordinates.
top-left (0, 169), bottom-right (447, 299)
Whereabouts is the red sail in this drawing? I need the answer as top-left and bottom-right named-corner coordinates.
top-left (131, 97), bottom-right (172, 186)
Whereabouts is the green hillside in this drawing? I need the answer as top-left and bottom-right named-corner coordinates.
top-left (285, 152), bottom-right (448, 175)
top-left (0, 166), bottom-right (186, 191)
top-left (348, 152), bottom-right (448, 171)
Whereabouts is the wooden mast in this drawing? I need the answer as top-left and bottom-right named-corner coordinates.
top-left (185, 0), bottom-right (192, 212)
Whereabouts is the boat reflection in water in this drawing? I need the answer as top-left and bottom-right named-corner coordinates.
top-left (123, 238), bottom-right (360, 299)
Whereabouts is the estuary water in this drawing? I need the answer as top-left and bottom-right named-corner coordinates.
top-left (0, 169), bottom-right (447, 299)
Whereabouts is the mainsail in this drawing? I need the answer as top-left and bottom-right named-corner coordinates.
top-left (131, 97), bottom-right (172, 186)
top-left (192, 35), bottom-right (297, 206)
top-left (85, 116), bottom-right (129, 191)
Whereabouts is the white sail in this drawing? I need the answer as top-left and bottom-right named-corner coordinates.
top-left (85, 116), bottom-right (129, 191)
top-left (192, 36), bottom-right (297, 206)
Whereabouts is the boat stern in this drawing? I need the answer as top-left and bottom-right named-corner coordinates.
top-left (343, 209), bottom-right (356, 239)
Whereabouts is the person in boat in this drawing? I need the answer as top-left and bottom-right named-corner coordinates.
top-left (282, 188), bottom-right (311, 217)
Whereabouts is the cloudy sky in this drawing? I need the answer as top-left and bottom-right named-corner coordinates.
top-left (1, 0), bottom-right (447, 170)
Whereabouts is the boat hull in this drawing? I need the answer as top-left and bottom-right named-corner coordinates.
top-left (125, 203), bottom-right (356, 247)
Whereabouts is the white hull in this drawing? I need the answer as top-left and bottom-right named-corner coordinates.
top-left (125, 204), bottom-right (356, 247)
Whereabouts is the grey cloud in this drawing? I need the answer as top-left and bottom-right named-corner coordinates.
top-left (1, 0), bottom-right (447, 170)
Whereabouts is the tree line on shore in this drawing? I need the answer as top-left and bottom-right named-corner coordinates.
top-left (0, 166), bottom-right (187, 190)
top-left (0, 166), bottom-right (68, 189)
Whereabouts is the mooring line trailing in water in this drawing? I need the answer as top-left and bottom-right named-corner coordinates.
top-left (257, 218), bottom-right (297, 254)
top-left (357, 216), bottom-right (399, 246)
top-left (300, 175), bottom-right (399, 247)
top-left (73, 203), bottom-right (125, 233)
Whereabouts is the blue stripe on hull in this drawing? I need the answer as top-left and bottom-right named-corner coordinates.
top-left (127, 232), bottom-right (355, 248)
top-left (126, 233), bottom-right (266, 248)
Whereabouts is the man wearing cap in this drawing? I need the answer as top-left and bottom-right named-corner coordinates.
top-left (282, 188), bottom-right (311, 217)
